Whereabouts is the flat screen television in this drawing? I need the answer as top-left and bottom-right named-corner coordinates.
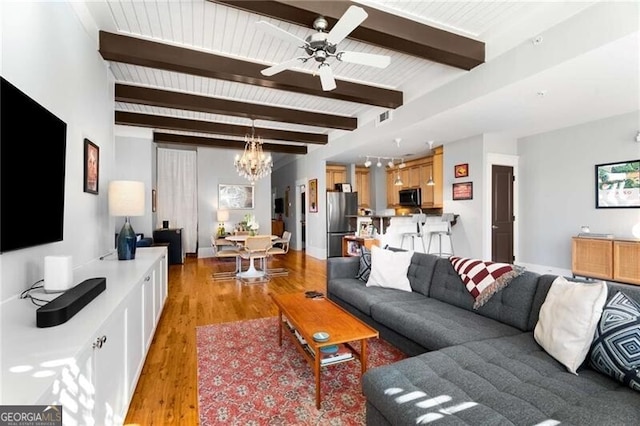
top-left (274, 197), bottom-right (284, 214)
top-left (1, 76), bottom-right (67, 253)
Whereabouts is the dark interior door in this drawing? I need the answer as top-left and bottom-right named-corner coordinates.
top-left (492, 165), bottom-right (514, 263)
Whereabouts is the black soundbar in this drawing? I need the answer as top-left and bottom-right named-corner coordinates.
top-left (36, 277), bottom-right (107, 328)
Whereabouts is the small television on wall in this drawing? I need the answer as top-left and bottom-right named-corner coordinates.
top-left (1, 76), bottom-right (67, 253)
top-left (274, 197), bottom-right (284, 214)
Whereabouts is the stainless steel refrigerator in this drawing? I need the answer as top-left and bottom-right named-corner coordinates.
top-left (326, 192), bottom-right (358, 257)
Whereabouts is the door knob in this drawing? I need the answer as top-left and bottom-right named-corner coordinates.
top-left (491, 225), bottom-right (498, 229)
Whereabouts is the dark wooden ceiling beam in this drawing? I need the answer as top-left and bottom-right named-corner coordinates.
top-left (211, 0), bottom-right (485, 70)
top-left (115, 84), bottom-right (357, 131)
top-left (115, 111), bottom-right (327, 144)
top-left (100, 31), bottom-right (402, 109)
top-left (154, 132), bottom-right (307, 155)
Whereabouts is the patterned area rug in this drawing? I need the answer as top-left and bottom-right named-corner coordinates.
top-left (196, 317), bottom-right (406, 425)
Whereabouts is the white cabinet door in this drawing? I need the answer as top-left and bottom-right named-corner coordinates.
top-left (126, 285), bottom-right (144, 397)
top-left (92, 307), bottom-right (127, 426)
top-left (142, 272), bottom-right (155, 350)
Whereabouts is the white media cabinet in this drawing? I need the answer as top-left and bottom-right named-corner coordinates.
top-left (0, 246), bottom-right (168, 425)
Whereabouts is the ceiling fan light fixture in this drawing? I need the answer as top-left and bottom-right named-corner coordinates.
top-left (255, 5), bottom-right (390, 92)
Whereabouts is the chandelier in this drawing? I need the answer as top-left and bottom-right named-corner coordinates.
top-left (234, 121), bottom-right (273, 183)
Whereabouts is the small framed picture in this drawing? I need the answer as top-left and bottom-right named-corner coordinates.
top-left (452, 182), bottom-right (473, 200)
top-left (342, 183), bottom-right (352, 192)
top-left (309, 178), bottom-right (318, 213)
top-left (84, 138), bottom-right (99, 194)
top-left (454, 163), bottom-right (469, 178)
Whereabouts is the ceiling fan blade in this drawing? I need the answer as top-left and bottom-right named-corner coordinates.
top-left (261, 57), bottom-right (305, 76)
top-left (318, 64), bottom-right (336, 91)
top-left (338, 51), bottom-right (391, 68)
top-left (326, 5), bottom-right (368, 46)
top-left (255, 20), bottom-right (309, 47)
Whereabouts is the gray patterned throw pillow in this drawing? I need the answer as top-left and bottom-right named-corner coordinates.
top-left (356, 247), bottom-right (372, 282)
top-left (589, 291), bottom-right (640, 392)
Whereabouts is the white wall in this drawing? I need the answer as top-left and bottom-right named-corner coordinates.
top-left (0, 2), bottom-right (115, 302)
top-left (197, 147), bottom-right (271, 257)
top-left (114, 130), bottom-right (155, 239)
top-left (518, 111), bottom-right (640, 270)
top-left (442, 135), bottom-right (485, 258)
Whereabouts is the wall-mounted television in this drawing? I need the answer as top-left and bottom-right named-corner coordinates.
top-left (274, 197), bottom-right (284, 214)
top-left (1, 76), bottom-right (67, 253)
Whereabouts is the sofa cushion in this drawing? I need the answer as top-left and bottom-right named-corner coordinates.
top-left (406, 252), bottom-right (439, 297)
top-left (328, 278), bottom-right (428, 317)
top-left (365, 245), bottom-right (413, 292)
top-left (534, 277), bottom-right (607, 374)
top-left (362, 333), bottom-right (640, 425)
top-left (429, 258), bottom-right (541, 331)
top-left (370, 298), bottom-right (523, 351)
top-left (589, 291), bottom-right (640, 391)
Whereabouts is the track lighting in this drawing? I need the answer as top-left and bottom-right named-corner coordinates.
top-left (376, 158), bottom-right (382, 168)
top-left (387, 158), bottom-right (395, 168)
top-left (364, 156), bottom-right (372, 167)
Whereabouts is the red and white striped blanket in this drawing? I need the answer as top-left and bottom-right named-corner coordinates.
top-left (449, 256), bottom-right (525, 309)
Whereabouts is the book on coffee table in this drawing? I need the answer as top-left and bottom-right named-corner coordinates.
top-left (319, 344), bottom-right (354, 365)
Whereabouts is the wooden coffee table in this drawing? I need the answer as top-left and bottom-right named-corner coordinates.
top-left (270, 292), bottom-right (379, 409)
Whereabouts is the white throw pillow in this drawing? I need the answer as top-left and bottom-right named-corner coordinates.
top-left (365, 245), bottom-right (413, 292)
top-left (534, 276), bottom-right (607, 374)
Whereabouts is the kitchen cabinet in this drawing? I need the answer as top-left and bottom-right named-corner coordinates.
top-left (355, 166), bottom-right (371, 207)
top-left (3, 247), bottom-right (169, 425)
top-left (572, 237), bottom-right (640, 285)
top-left (326, 164), bottom-right (347, 191)
top-left (386, 150), bottom-right (442, 208)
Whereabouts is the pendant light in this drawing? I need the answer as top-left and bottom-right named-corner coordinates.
top-left (426, 140), bottom-right (435, 186)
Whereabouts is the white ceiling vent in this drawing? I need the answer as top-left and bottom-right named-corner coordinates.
top-left (375, 110), bottom-right (393, 127)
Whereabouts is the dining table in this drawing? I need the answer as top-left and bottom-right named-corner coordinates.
top-left (224, 234), bottom-right (278, 279)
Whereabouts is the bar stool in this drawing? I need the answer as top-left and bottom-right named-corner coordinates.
top-left (401, 213), bottom-right (426, 251)
top-left (427, 213), bottom-right (455, 257)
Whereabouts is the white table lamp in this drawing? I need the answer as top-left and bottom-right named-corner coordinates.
top-left (109, 180), bottom-right (145, 260)
top-left (217, 210), bottom-right (229, 237)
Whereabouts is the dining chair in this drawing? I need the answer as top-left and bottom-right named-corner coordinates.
top-left (211, 235), bottom-right (242, 281)
top-left (266, 231), bottom-right (291, 276)
top-left (238, 235), bottom-right (272, 284)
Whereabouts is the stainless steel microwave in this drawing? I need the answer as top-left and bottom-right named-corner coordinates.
top-left (399, 188), bottom-right (421, 206)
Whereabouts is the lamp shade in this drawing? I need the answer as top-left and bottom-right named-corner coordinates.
top-left (217, 210), bottom-right (229, 222)
top-left (108, 181), bottom-right (145, 217)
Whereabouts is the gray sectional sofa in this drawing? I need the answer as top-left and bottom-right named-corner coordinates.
top-left (327, 252), bottom-right (640, 425)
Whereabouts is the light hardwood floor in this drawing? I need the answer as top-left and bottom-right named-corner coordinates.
top-left (124, 249), bottom-right (327, 425)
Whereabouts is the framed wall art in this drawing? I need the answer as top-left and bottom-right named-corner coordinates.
top-left (309, 178), bottom-right (318, 212)
top-left (454, 163), bottom-right (469, 178)
top-left (219, 184), bottom-right (254, 209)
top-left (595, 159), bottom-right (640, 208)
top-left (452, 182), bottom-right (473, 200)
top-left (83, 138), bottom-right (99, 194)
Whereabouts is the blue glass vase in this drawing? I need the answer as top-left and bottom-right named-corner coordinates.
top-left (117, 218), bottom-right (137, 260)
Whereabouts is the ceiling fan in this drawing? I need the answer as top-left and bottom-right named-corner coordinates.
top-left (256, 5), bottom-right (391, 91)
